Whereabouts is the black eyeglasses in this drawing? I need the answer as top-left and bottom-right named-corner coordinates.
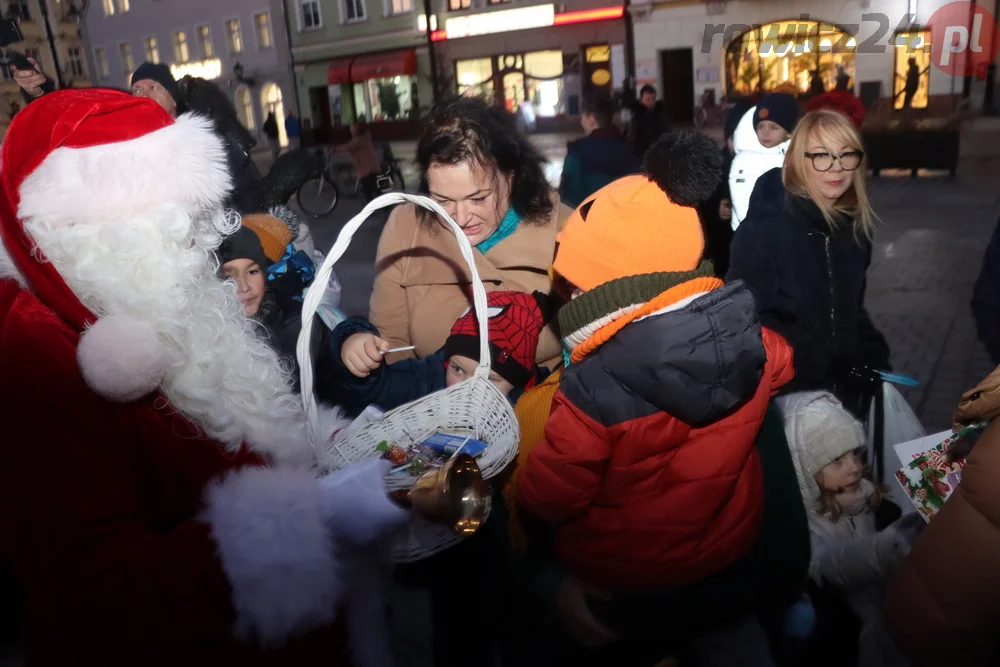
top-left (803, 150), bottom-right (864, 172)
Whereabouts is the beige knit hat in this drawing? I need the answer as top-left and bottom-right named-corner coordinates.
top-left (778, 391), bottom-right (867, 508)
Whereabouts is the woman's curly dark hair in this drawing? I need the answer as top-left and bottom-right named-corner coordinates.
top-left (416, 96), bottom-right (553, 223)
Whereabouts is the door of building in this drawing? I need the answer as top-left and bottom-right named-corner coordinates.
top-left (308, 86), bottom-right (333, 131)
top-left (659, 48), bottom-right (694, 125)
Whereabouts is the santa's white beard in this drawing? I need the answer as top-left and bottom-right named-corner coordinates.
top-left (24, 205), bottom-right (314, 466)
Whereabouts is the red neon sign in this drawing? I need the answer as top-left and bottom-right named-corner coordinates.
top-left (552, 6), bottom-right (625, 26)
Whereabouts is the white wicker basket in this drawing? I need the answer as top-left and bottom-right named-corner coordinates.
top-left (297, 193), bottom-right (520, 562)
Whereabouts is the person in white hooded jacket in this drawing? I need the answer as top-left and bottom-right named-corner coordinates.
top-left (729, 93), bottom-right (798, 230)
top-left (777, 391), bottom-right (923, 667)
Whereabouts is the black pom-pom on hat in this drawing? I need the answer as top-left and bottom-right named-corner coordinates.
top-left (642, 130), bottom-right (724, 207)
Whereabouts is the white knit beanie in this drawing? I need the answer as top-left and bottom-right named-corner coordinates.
top-left (777, 391), bottom-right (867, 507)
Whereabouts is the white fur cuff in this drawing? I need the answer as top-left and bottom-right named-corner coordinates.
top-left (203, 466), bottom-right (341, 648)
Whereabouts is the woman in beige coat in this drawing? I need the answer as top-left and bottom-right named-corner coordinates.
top-left (884, 366), bottom-right (1000, 666)
top-left (370, 97), bottom-right (572, 368)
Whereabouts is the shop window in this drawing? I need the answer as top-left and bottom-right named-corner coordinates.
top-left (388, 0), bottom-right (412, 14)
top-left (236, 86), bottom-right (255, 130)
top-left (523, 50), bottom-right (563, 117)
top-left (449, 0), bottom-right (471, 11)
top-left (352, 75), bottom-right (416, 122)
top-left (725, 20), bottom-right (857, 96)
top-left (255, 13), bottom-right (273, 48)
top-left (145, 36), bottom-right (159, 64)
top-left (585, 45), bottom-right (610, 63)
top-left (68, 46), bottom-right (85, 78)
top-left (893, 30), bottom-right (930, 110)
top-left (341, 0), bottom-right (366, 23)
top-left (197, 25), bottom-right (214, 58)
top-left (456, 57), bottom-right (494, 100)
top-left (119, 42), bottom-right (134, 75)
top-left (173, 31), bottom-right (189, 63)
top-left (94, 47), bottom-right (109, 79)
top-left (261, 83), bottom-right (287, 146)
top-left (226, 19), bottom-right (243, 54)
top-left (300, 0), bottom-right (323, 29)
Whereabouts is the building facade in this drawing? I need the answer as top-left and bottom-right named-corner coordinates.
top-left (0, 0), bottom-right (91, 138)
top-left (81, 0), bottom-right (297, 147)
top-left (631, 0), bottom-right (989, 123)
top-left (285, 0), bottom-right (628, 141)
top-left (285, 0), bottom-right (434, 142)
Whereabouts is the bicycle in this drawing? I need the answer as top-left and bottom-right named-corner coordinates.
top-left (296, 144), bottom-right (407, 217)
top-left (296, 147), bottom-right (341, 218)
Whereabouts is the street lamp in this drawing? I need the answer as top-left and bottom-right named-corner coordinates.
top-left (233, 61), bottom-right (255, 86)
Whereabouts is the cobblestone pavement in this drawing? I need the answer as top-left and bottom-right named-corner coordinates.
top-left (865, 160), bottom-right (1000, 432)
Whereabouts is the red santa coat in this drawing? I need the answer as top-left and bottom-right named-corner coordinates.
top-left (0, 90), bottom-right (353, 666)
top-left (0, 279), bottom-right (350, 665)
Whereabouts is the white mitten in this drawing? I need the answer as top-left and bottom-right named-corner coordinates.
top-left (319, 459), bottom-right (410, 546)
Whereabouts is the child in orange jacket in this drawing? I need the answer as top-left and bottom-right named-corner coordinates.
top-left (517, 131), bottom-right (804, 661)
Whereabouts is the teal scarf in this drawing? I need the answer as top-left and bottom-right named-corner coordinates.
top-left (476, 207), bottom-right (521, 254)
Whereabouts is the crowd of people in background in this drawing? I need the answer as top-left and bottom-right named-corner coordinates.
top-left (1, 55), bottom-right (999, 667)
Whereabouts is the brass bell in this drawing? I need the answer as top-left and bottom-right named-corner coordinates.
top-left (389, 454), bottom-right (488, 534)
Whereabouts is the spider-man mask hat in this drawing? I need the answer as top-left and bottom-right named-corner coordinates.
top-left (445, 291), bottom-right (551, 390)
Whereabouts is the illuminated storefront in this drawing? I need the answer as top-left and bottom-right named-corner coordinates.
top-left (892, 30), bottom-right (931, 110)
top-left (725, 20), bottom-right (857, 95)
top-left (327, 49), bottom-right (420, 124)
top-left (631, 0), bottom-right (967, 122)
top-left (442, 4), bottom-right (626, 119)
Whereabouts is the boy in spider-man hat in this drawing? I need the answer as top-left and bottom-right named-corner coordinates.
top-left (316, 291), bottom-right (549, 416)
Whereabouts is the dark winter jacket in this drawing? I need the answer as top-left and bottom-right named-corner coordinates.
top-left (518, 281), bottom-right (795, 591)
top-left (698, 147), bottom-right (736, 277)
top-left (727, 167), bottom-right (891, 412)
top-left (220, 122), bottom-right (265, 213)
top-left (263, 115), bottom-right (279, 140)
top-left (558, 128), bottom-right (640, 208)
top-left (627, 100), bottom-right (667, 159)
top-left (972, 216), bottom-right (1000, 365)
top-left (315, 318), bottom-right (446, 416)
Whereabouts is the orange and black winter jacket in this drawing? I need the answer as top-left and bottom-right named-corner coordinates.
top-left (518, 281), bottom-right (794, 591)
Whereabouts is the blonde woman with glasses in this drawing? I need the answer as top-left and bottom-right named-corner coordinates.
top-left (728, 109), bottom-right (891, 420)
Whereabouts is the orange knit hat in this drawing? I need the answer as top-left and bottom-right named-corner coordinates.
top-left (241, 213), bottom-right (294, 264)
top-left (553, 131), bottom-right (723, 292)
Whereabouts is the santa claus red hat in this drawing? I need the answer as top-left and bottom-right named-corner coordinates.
top-left (0, 89), bottom-right (232, 333)
top-left (0, 89), bottom-right (233, 402)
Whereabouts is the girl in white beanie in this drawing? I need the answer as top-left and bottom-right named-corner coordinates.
top-left (778, 391), bottom-right (923, 667)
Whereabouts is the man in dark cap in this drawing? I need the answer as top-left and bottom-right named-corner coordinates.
top-left (13, 60), bottom-right (264, 213)
top-left (129, 61), bottom-right (185, 117)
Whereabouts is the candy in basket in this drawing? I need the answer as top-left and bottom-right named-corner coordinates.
top-left (296, 194), bottom-right (521, 561)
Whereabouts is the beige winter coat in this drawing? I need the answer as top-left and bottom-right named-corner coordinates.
top-left (369, 192), bottom-right (572, 367)
top-left (884, 366), bottom-right (1000, 667)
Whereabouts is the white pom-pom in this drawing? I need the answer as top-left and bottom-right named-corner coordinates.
top-left (77, 315), bottom-right (168, 403)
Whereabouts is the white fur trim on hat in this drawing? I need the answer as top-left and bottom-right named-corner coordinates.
top-left (17, 113), bottom-right (232, 226)
top-left (0, 240), bottom-right (26, 288)
top-left (77, 315), bottom-right (168, 403)
top-left (202, 465), bottom-right (342, 648)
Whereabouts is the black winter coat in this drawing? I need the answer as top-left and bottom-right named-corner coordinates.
top-left (727, 168), bottom-right (891, 407)
top-left (972, 216), bottom-right (1000, 365)
top-left (698, 147), bottom-right (735, 278)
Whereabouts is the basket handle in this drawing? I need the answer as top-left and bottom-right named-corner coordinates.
top-left (297, 193), bottom-right (492, 451)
